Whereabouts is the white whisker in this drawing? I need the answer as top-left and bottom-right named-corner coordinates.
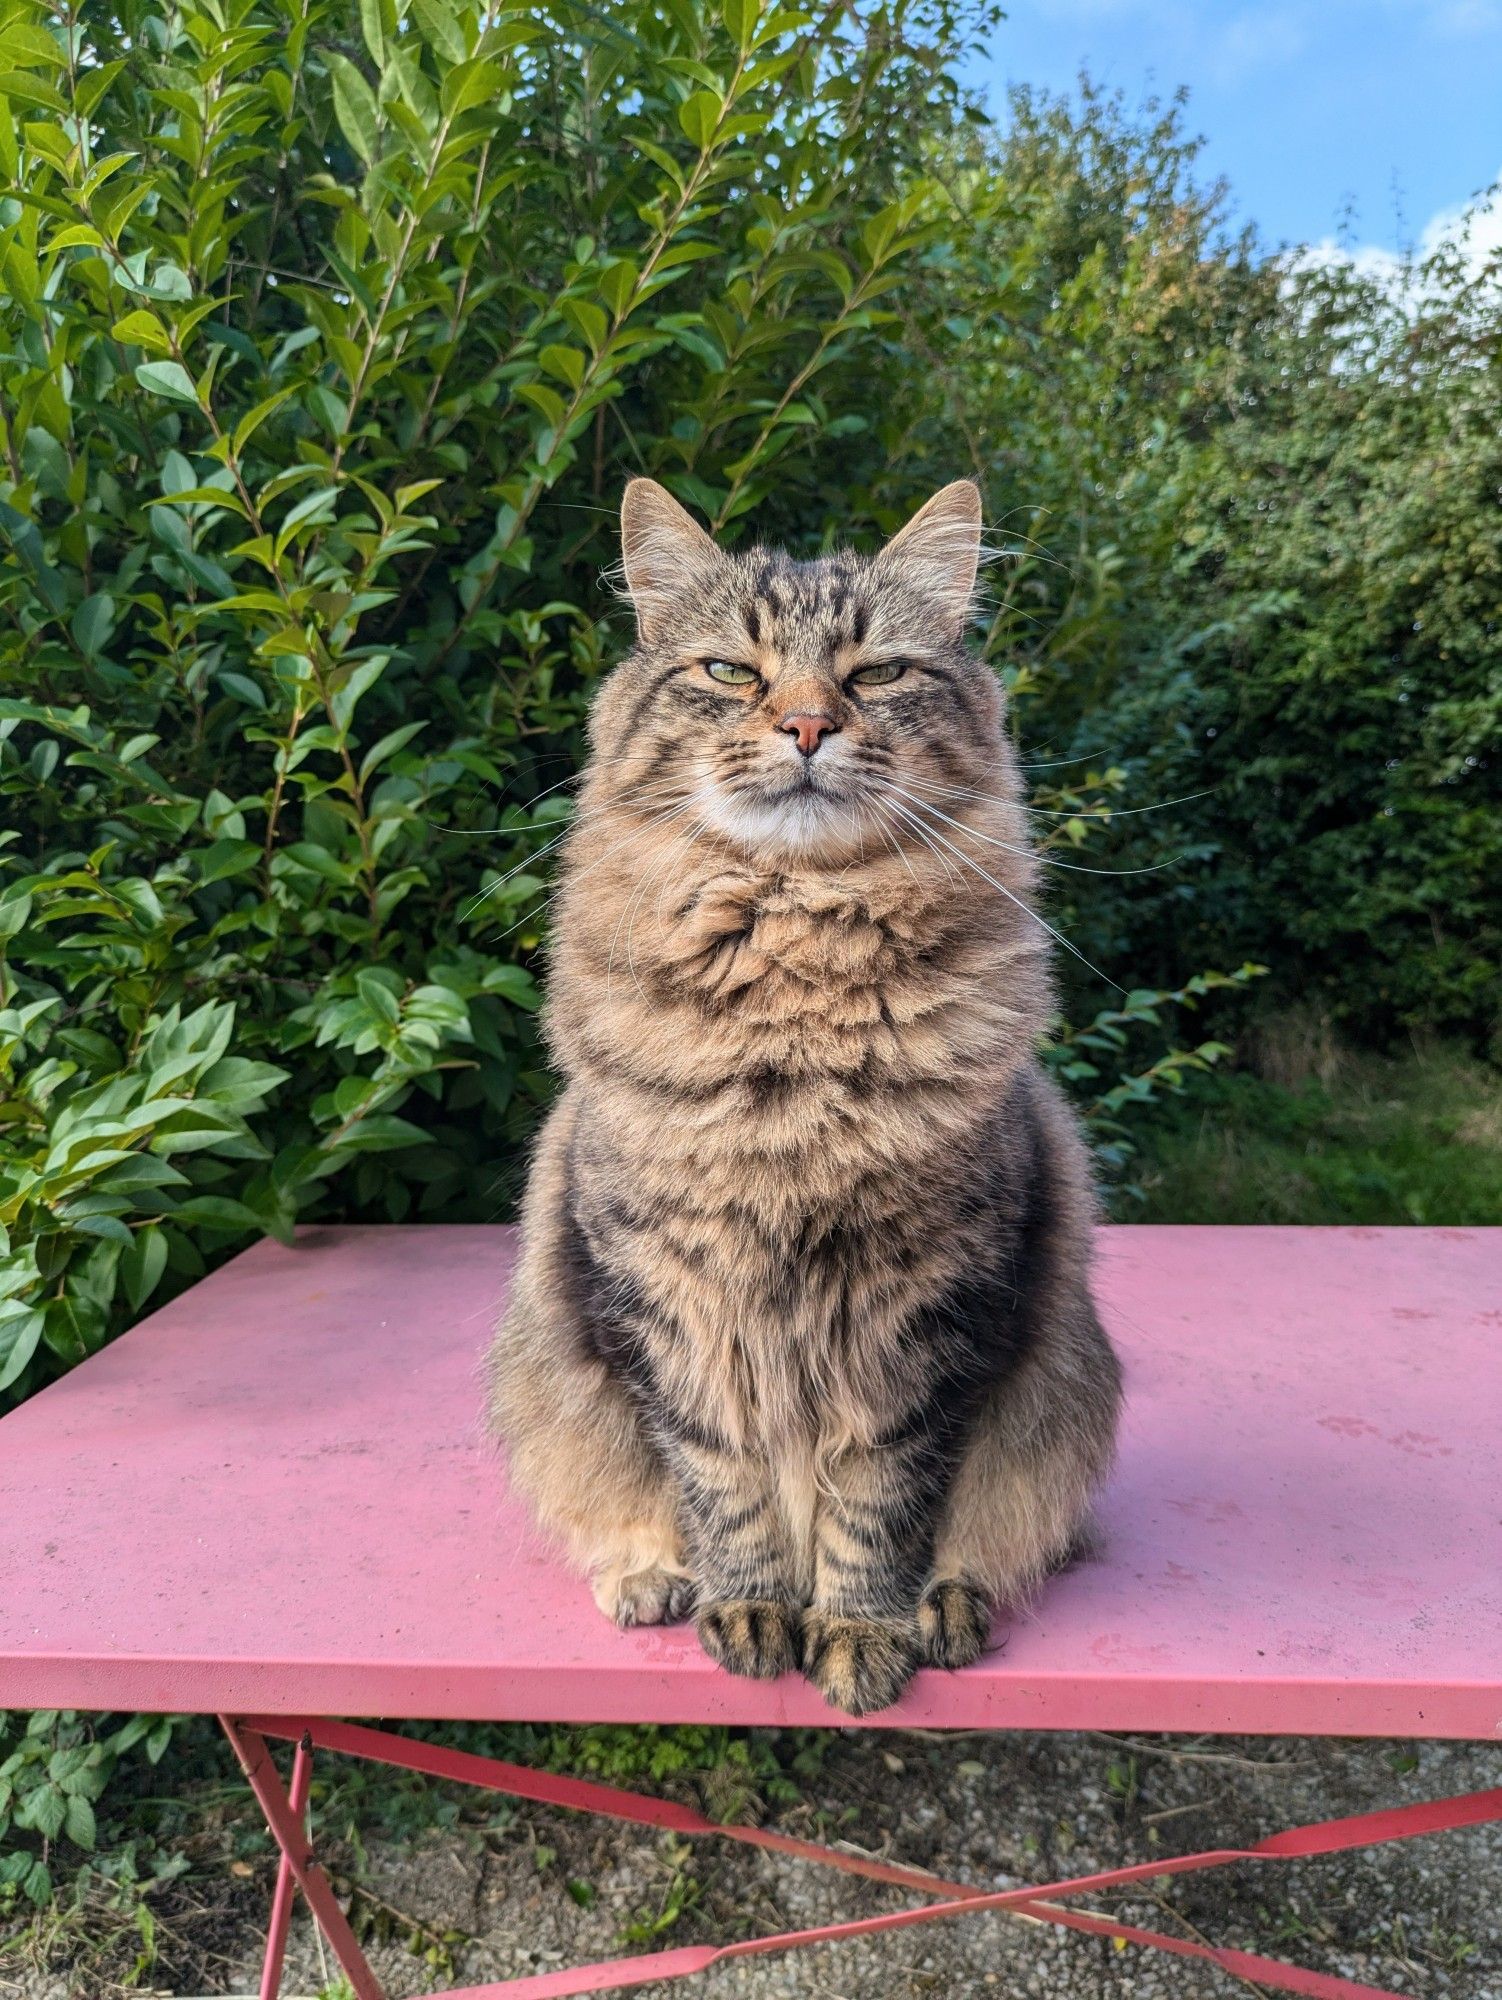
top-left (873, 780), bottom-right (1185, 879)
top-left (876, 794), bottom-right (1124, 993)
top-left (480, 795), bottom-right (695, 945)
top-left (898, 773), bottom-right (1214, 821)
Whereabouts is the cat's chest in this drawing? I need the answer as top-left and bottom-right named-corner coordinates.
top-left (651, 876), bottom-right (969, 1041)
top-left (559, 856), bottom-right (1035, 1182)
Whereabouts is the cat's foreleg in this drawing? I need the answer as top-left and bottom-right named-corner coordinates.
top-left (489, 1309), bottom-right (693, 1629)
top-left (802, 1432), bottom-right (950, 1715)
top-left (657, 1426), bottom-right (803, 1680)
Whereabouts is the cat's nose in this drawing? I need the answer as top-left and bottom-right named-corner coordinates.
top-left (779, 712), bottom-right (839, 757)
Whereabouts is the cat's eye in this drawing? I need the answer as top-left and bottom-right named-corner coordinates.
top-left (849, 659), bottom-right (908, 687)
top-left (703, 660), bottom-right (759, 686)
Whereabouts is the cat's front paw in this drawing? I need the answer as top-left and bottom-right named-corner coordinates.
top-left (696, 1598), bottom-right (801, 1679)
top-left (612, 1566), bottom-right (696, 1629)
top-left (917, 1578), bottom-right (991, 1668)
top-left (801, 1611), bottom-right (918, 1715)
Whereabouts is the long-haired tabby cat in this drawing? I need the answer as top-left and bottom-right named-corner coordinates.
top-left (487, 478), bottom-right (1121, 1715)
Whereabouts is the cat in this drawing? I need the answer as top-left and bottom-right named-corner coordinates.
top-left (486, 477), bottom-right (1121, 1715)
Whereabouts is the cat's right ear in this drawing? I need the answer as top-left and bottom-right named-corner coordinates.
top-left (619, 478), bottom-right (726, 642)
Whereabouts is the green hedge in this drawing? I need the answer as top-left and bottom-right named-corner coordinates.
top-left (1, 1), bottom-right (1261, 1419)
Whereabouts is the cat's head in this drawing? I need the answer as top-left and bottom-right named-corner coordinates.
top-left (588, 479), bottom-right (1003, 864)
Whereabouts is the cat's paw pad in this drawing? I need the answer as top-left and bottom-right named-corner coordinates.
top-left (801, 1612), bottom-right (918, 1715)
top-left (917, 1578), bottom-right (991, 1668)
top-left (613, 1567), bottom-right (695, 1629)
top-left (696, 1598), bottom-right (800, 1678)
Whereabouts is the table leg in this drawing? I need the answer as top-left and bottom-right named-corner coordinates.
top-left (258, 1731), bottom-right (313, 2000)
top-left (220, 1716), bottom-right (386, 2000)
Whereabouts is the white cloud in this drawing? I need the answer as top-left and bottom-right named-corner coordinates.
top-left (1302, 174), bottom-right (1502, 290)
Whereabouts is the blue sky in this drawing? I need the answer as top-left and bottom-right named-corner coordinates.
top-left (969, 2), bottom-right (1502, 256)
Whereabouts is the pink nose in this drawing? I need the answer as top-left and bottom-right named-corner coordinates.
top-left (779, 712), bottom-right (838, 757)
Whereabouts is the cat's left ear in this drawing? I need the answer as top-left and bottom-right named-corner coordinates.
top-left (619, 478), bottom-right (728, 643)
top-left (875, 481), bottom-right (983, 638)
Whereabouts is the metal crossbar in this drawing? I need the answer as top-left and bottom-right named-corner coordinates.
top-left (219, 1716), bottom-right (1502, 2000)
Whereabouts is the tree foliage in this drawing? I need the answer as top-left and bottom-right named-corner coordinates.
top-left (915, 81), bottom-right (1500, 1047)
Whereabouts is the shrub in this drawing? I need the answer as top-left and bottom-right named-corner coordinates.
top-left (899, 81), bottom-right (1499, 1051)
top-left (0, 0), bottom-right (996, 1405)
top-left (1094, 244), bottom-right (1502, 1046)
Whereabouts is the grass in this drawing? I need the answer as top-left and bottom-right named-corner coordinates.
top-left (1126, 1041), bottom-right (1502, 1225)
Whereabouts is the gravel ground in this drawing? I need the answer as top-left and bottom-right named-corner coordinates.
top-left (10, 1728), bottom-right (1496, 2000)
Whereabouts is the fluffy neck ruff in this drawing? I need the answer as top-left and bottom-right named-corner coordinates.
top-left (544, 773), bottom-right (1051, 1124)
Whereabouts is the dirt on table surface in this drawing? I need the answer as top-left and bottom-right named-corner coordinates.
top-left (4, 1729), bottom-right (1499, 2000)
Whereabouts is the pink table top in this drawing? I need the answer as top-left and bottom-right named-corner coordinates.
top-left (1, 1224), bottom-right (1498, 1736)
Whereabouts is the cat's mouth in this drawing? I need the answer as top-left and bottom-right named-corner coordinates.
top-left (757, 769), bottom-right (845, 807)
top-left (699, 759), bottom-right (877, 860)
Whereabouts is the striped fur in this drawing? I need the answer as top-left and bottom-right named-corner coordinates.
top-left (487, 480), bottom-right (1121, 1715)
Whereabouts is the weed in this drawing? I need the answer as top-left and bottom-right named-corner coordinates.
top-left (620, 1835), bottom-right (700, 1946)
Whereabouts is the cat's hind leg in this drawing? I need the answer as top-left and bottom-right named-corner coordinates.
top-left (486, 1105), bottom-right (692, 1630)
top-left (925, 1306), bottom-right (1120, 1663)
top-left (489, 1296), bottom-right (692, 1627)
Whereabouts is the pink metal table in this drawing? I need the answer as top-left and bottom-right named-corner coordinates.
top-left (1, 1223), bottom-right (1498, 1999)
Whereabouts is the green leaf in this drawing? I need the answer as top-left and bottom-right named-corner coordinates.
top-left (331, 1113), bottom-right (429, 1152)
top-left (71, 593), bottom-right (114, 660)
top-left (721, 0), bottom-right (759, 50)
top-left (358, 721), bottom-right (427, 784)
top-left (356, 970), bottom-right (402, 1022)
top-left (358, 0), bottom-right (389, 64)
top-left (0, 1304), bottom-right (44, 1392)
top-left (327, 53), bottom-right (381, 166)
top-left (135, 360), bottom-right (198, 405)
top-left (194, 838), bottom-right (262, 885)
top-left (678, 89), bottom-right (722, 149)
top-left (441, 57), bottom-right (506, 118)
top-left (538, 343), bottom-right (585, 390)
top-left (64, 1792), bottom-right (96, 1851)
top-left (0, 24), bottom-right (68, 68)
top-left (120, 1227), bottom-right (168, 1312)
top-left (561, 297), bottom-right (609, 353)
top-left (110, 309), bottom-right (170, 352)
top-left (599, 260), bottom-right (638, 317)
top-left (412, 0), bottom-right (467, 64)
top-left (483, 964), bottom-right (542, 1010)
top-left (21, 1783), bottom-right (66, 1840)
top-left (169, 1196), bottom-right (261, 1234)
top-left (0, 69), bottom-right (66, 113)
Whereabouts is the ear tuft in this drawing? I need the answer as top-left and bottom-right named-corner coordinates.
top-left (619, 478), bottom-right (726, 642)
top-left (875, 480), bottom-right (983, 638)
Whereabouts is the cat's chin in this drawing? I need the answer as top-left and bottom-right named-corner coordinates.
top-left (702, 783), bottom-right (876, 865)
